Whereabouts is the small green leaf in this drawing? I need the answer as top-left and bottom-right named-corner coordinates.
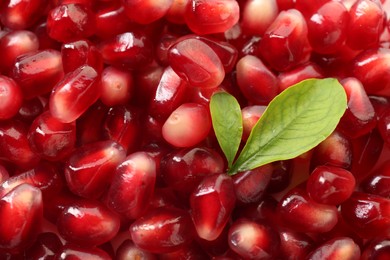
top-left (229, 78), bottom-right (347, 174)
top-left (210, 92), bottom-right (243, 168)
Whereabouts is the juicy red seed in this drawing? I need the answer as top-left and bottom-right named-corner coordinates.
top-left (279, 231), bottom-right (315, 260)
top-left (17, 97), bottom-right (46, 123)
top-left (278, 186), bottom-right (339, 233)
top-left (241, 0), bottom-right (279, 36)
top-left (50, 65), bottom-right (101, 123)
top-left (159, 243), bottom-right (210, 260)
top-left (0, 75), bottom-right (23, 120)
top-left (259, 9), bottom-right (310, 71)
top-left (130, 207), bottom-right (195, 254)
top-left (236, 55), bottom-right (278, 105)
top-left (241, 105), bottom-right (266, 141)
top-left (184, 0), bottom-right (240, 35)
top-left (107, 152), bottom-right (156, 219)
top-left (233, 164), bottom-right (273, 204)
top-left (0, 30), bottom-right (39, 75)
top-left (267, 160), bottom-right (293, 193)
top-left (47, 3), bottom-right (96, 43)
top-left (25, 232), bottom-right (63, 259)
top-left (98, 32), bottom-right (154, 69)
top-left (306, 165), bottom-right (356, 205)
top-left (61, 40), bottom-right (103, 74)
top-left (64, 140), bottom-right (126, 199)
top-left (95, 6), bottom-right (135, 40)
top-left (377, 107), bottom-right (390, 146)
top-left (12, 49), bottom-right (64, 99)
top-left (122, 0), bottom-right (174, 24)
top-left (362, 160), bottom-right (390, 198)
top-left (0, 184), bottom-right (43, 253)
top-left (190, 173), bottom-right (236, 241)
top-left (57, 199), bottom-right (120, 246)
top-left (307, 237), bottom-right (361, 260)
top-left (100, 66), bottom-right (134, 106)
top-left (162, 103), bottom-right (211, 147)
top-left (347, 0), bottom-right (385, 50)
top-left (165, 0), bottom-right (189, 24)
top-left (340, 192), bottom-right (390, 239)
top-left (361, 238), bottom-right (390, 260)
top-left (228, 218), bottom-right (280, 259)
top-left (0, 165), bottom-right (9, 184)
top-left (116, 240), bottom-right (158, 260)
top-left (294, 0), bottom-right (329, 18)
top-left (168, 38), bottom-right (225, 88)
top-left (54, 244), bottom-right (112, 260)
top-left (0, 0), bottom-right (46, 29)
top-left (28, 111), bottom-right (76, 161)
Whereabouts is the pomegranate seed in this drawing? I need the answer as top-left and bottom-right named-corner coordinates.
top-left (278, 186), bottom-right (339, 233)
top-left (184, 0), bottom-right (239, 35)
top-left (241, 105), bottom-right (266, 141)
top-left (233, 165), bottom-right (273, 204)
top-left (347, 0), bottom-right (385, 50)
top-left (122, 0), bottom-right (173, 24)
top-left (0, 184), bottom-right (43, 253)
top-left (54, 244), bottom-right (112, 260)
top-left (159, 242), bottom-right (209, 259)
top-left (0, 165), bottom-right (9, 185)
top-left (162, 103), bottom-right (211, 147)
top-left (61, 40), bottom-right (103, 74)
top-left (95, 6), bottom-right (135, 40)
top-left (12, 49), bottom-right (64, 99)
top-left (34, 21), bottom-right (62, 50)
top-left (17, 97), bottom-right (46, 123)
top-left (267, 160), bottom-right (293, 193)
top-left (168, 38), bottom-right (225, 88)
top-left (116, 239), bottom-right (158, 260)
top-left (50, 65), bottom-right (101, 123)
top-left (294, 0), bottom-right (329, 18)
top-left (107, 152), bottom-right (156, 219)
top-left (43, 189), bottom-right (79, 224)
top-left (190, 173), bottom-right (236, 241)
top-left (25, 232), bottom-right (62, 259)
top-left (307, 237), bottom-right (361, 260)
top-left (57, 199), bottom-right (120, 246)
top-left (160, 147), bottom-right (224, 195)
top-left (361, 238), bottom-right (390, 260)
top-left (307, 166), bottom-right (356, 205)
top-left (165, 0), bottom-right (189, 24)
top-left (236, 55), bottom-right (278, 105)
top-left (279, 230), bottom-right (315, 260)
top-left (259, 9), bottom-right (310, 71)
top-left (100, 66), bottom-right (133, 106)
top-left (130, 207), bottom-right (194, 254)
top-left (0, 76), bottom-right (23, 120)
top-left (341, 192), bottom-right (390, 239)
top-left (362, 160), bottom-right (390, 198)
top-left (377, 107), bottom-right (390, 145)
top-left (47, 3), bottom-right (96, 42)
top-left (28, 111), bottom-right (76, 161)
top-left (98, 32), bottom-right (154, 69)
top-left (64, 140), bottom-right (126, 199)
top-left (242, 0), bottom-right (279, 36)
top-left (276, 0), bottom-right (295, 10)
top-left (197, 224), bottom-right (230, 257)
top-left (228, 218), bottom-right (280, 259)
top-left (0, 0), bottom-right (46, 29)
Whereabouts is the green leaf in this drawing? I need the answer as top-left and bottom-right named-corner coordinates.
top-left (229, 78), bottom-right (347, 174)
top-left (210, 92), bottom-right (243, 168)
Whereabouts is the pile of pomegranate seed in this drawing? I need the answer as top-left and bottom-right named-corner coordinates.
top-left (1, 0), bottom-right (390, 259)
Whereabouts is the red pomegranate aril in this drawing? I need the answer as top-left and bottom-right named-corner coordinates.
top-left (95, 6), bottom-right (135, 40)
top-left (294, 0), bottom-right (329, 18)
top-left (352, 48), bottom-right (390, 95)
top-left (159, 242), bottom-right (210, 260)
top-left (279, 230), bottom-right (315, 260)
top-left (64, 140), bottom-right (126, 199)
top-left (99, 32), bottom-right (154, 69)
top-left (160, 147), bottom-right (224, 195)
top-left (162, 103), bottom-right (211, 147)
top-left (276, 0), bottom-right (295, 10)
top-left (121, 0), bottom-right (173, 24)
top-left (107, 152), bottom-right (156, 219)
top-left (168, 38), bottom-right (225, 88)
top-left (307, 166), bottom-right (356, 205)
top-left (241, 105), bottom-right (266, 141)
top-left (362, 160), bottom-right (390, 198)
top-left (233, 164), bottom-right (273, 204)
top-left (338, 77), bottom-right (377, 138)
top-left (259, 9), bottom-right (310, 71)
top-left (228, 218), bottom-right (280, 259)
top-left (0, 120), bottom-right (39, 169)
top-left (361, 238), bottom-right (390, 260)
top-left (278, 186), bottom-right (339, 233)
top-left (0, 165), bottom-right (9, 184)
top-left (341, 192), bottom-right (390, 239)
top-left (47, 3), bottom-right (96, 43)
top-left (377, 107), bottom-right (390, 145)
top-left (165, 0), bottom-right (189, 24)
top-left (34, 21), bottom-right (62, 51)
top-left (190, 173), bottom-right (236, 241)
top-left (307, 1), bottom-right (349, 54)
top-left (25, 232), bottom-right (63, 259)
top-left (54, 244), bottom-right (112, 260)
top-left (236, 55), bottom-right (278, 105)
top-left (100, 66), bottom-right (133, 106)
top-left (149, 187), bottom-right (183, 209)
top-left (43, 190), bottom-right (79, 224)
top-left (184, 0), bottom-right (239, 35)
top-left (0, 184), bottom-right (43, 253)
top-left (130, 207), bottom-right (195, 254)
top-left (197, 224), bottom-right (230, 257)
top-left (0, 76), bottom-right (23, 120)
top-left (12, 49), bottom-right (64, 99)
top-left (103, 105), bottom-right (140, 152)
top-left (267, 160), bottom-right (293, 193)
top-left (50, 65), bottom-right (101, 123)
top-left (242, 0), bottom-right (279, 36)
top-left (116, 239), bottom-right (158, 260)
top-left (0, 30), bottom-right (39, 75)
top-left (61, 40), bottom-right (103, 74)
top-left (57, 199), bottom-right (120, 246)
top-left (28, 111), bottom-right (76, 161)
top-left (347, 0), bottom-right (385, 50)
top-left (370, 95), bottom-right (390, 119)
top-left (17, 97), bottom-right (46, 123)
top-left (307, 237), bottom-right (361, 260)
top-left (0, 0), bottom-right (46, 30)
top-left (148, 66), bottom-right (187, 120)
